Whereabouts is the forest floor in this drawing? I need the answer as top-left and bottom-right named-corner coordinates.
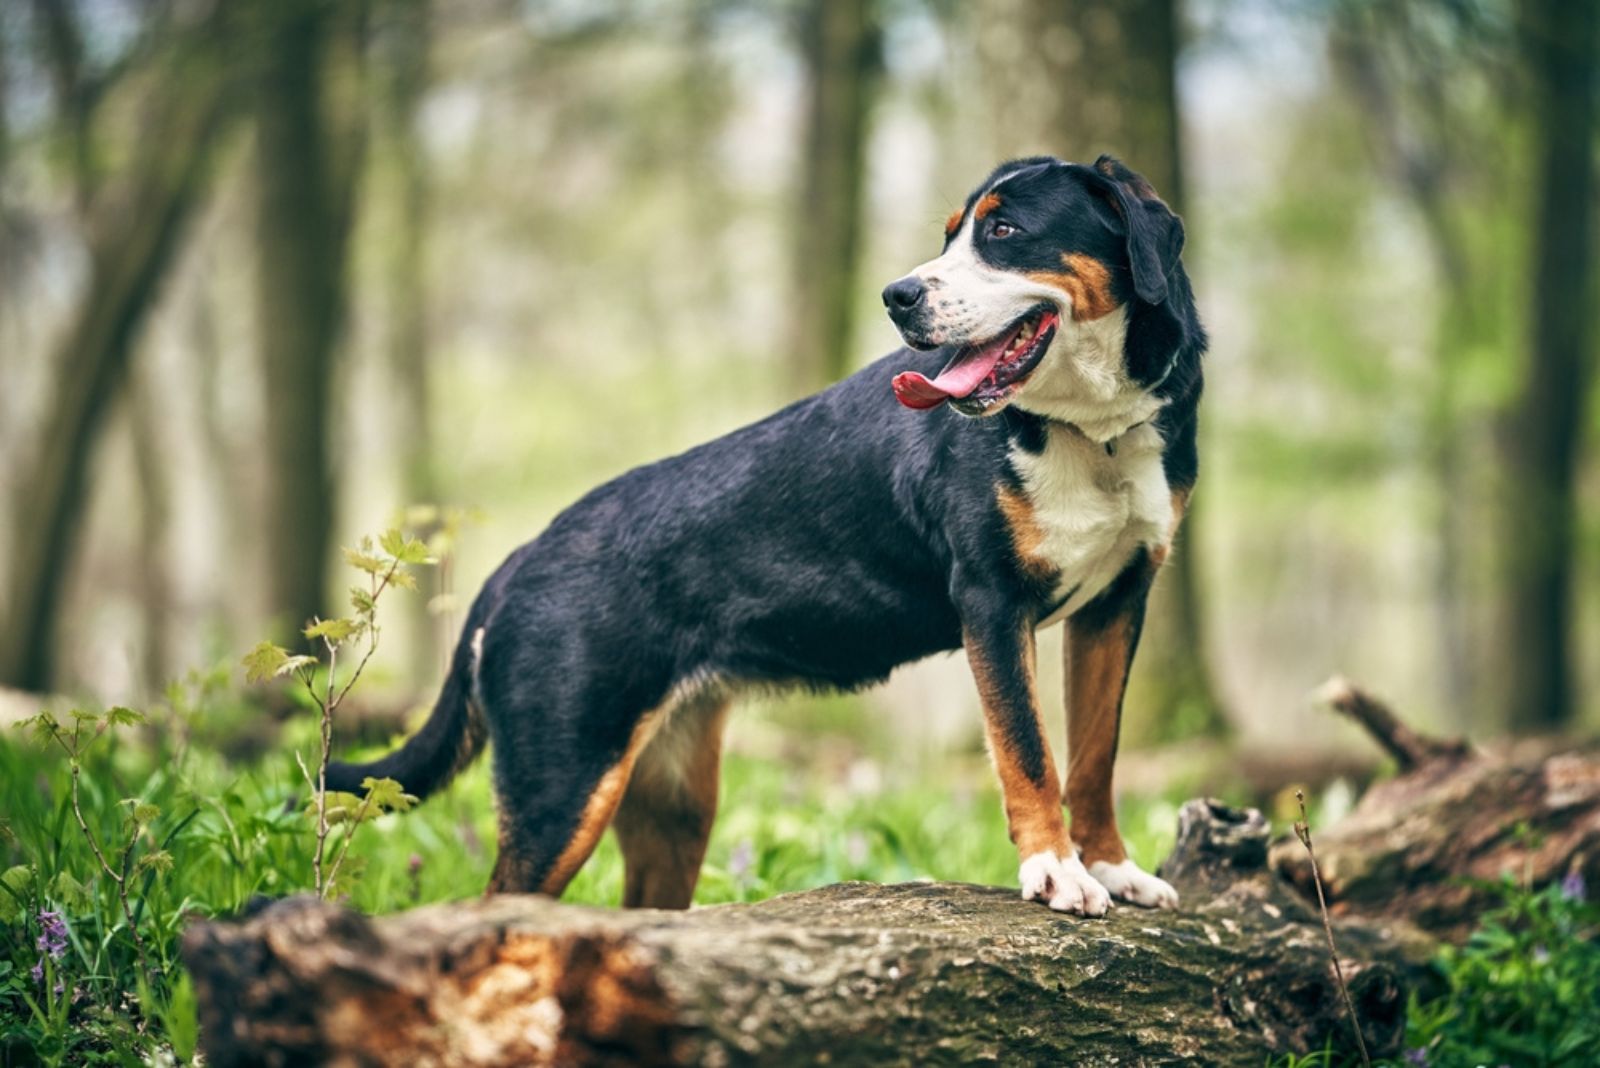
top-left (3, 675), bottom-right (1595, 1066)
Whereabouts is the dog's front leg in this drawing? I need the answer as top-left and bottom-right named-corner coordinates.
top-left (964, 614), bottom-right (1111, 917)
top-left (1064, 550), bottom-right (1179, 909)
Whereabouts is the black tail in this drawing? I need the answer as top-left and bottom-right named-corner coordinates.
top-left (325, 628), bottom-right (487, 802)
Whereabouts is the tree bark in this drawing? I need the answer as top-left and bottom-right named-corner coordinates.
top-left (1271, 678), bottom-right (1599, 942)
top-left (0, 9), bottom-right (237, 691)
top-left (788, 0), bottom-right (880, 393)
top-left (184, 799), bottom-right (1431, 1066)
top-left (253, 0), bottom-right (369, 640)
top-left (1500, 0), bottom-right (1598, 732)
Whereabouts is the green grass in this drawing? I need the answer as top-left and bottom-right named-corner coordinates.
top-left (9, 674), bottom-right (1594, 1066)
top-left (0, 674), bottom-right (1183, 1064)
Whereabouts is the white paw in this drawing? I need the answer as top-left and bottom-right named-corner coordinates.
top-left (1088, 858), bottom-right (1179, 909)
top-left (1019, 851), bottom-right (1112, 917)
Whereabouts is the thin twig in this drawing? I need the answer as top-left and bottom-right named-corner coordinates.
top-left (332, 560), bottom-right (399, 708)
top-left (1294, 789), bottom-right (1371, 1068)
top-left (323, 793), bottom-right (373, 895)
top-left (305, 558), bottom-right (402, 899)
top-left (60, 741), bottom-right (150, 971)
top-left (312, 641), bottom-right (338, 897)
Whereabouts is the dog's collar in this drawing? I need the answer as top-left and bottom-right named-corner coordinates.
top-left (1144, 355), bottom-right (1178, 394)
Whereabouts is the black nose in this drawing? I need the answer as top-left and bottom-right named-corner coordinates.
top-left (881, 277), bottom-right (927, 313)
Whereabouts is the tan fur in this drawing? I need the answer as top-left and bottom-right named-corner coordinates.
top-left (966, 631), bottom-right (1071, 860)
top-left (612, 694), bottom-right (731, 909)
top-left (1150, 488), bottom-right (1189, 568)
top-left (974, 192), bottom-right (1002, 220)
top-left (509, 710), bottom-right (666, 897)
top-left (996, 485), bottom-right (1060, 584)
top-left (1027, 253), bottom-right (1118, 323)
top-left (1063, 494), bottom-right (1187, 866)
top-left (1062, 561), bottom-right (1152, 866)
top-left (944, 207), bottom-right (964, 238)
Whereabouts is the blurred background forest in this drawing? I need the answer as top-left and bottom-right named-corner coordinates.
top-left (0, 0), bottom-right (1596, 777)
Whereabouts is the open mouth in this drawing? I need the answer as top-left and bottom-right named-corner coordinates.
top-left (892, 305), bottom-right (1059, 415)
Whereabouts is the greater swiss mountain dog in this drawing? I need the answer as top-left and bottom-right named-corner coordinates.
top-left (329, 154), bottom-right (1204, 915)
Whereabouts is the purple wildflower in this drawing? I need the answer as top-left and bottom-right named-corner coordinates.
top-left (32, 909), bottom-right (68, 993)
top-left (36, 909), bottom-right (68, 960)
top-left (1404, 1048), bottom-right (1427, 1066)
top-left (728, 840), bottom-right (755, 881)
top-left (407, 853), bottom-right (425, 903)
top-left (1559, 870), bottom-right (1586, 902)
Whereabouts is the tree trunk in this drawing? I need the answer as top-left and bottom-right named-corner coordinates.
top-left (129, 366), bottom-right (173, 694)
top-left (0, 11), bottom-right (237, 691)
top-left (253, 0), bottom-right (369, 640)
top-left (1500, 0), bottom-right (1598, 732)
top-left (375, 0), bottom-right (442, 683)
top-left (30, 0), bottom-right (94, 213)
top-left (978, 0), bottom-right (1230, 741)
top-left (788, 0), bottom-right (880, 394)
top-left (184, 798), bottom-right (1430, 1067)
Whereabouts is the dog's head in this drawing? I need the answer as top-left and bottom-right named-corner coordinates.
top-left (883, 155), bottom-right (1192, 422)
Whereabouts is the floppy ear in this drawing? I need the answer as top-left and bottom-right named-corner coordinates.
top-left (1089, 155), bottom-right (1185, 306)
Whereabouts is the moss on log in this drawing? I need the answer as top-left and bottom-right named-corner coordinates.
top-left (183, 800), bottom-right (1433, 1066)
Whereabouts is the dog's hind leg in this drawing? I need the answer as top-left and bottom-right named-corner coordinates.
top-left (612, 690), bottom-right (731, 909)
top-left (485, 700), bottom-right (664, 898)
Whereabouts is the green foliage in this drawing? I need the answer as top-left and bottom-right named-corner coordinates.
top-left (1267, 872), bottom-right (1600, 1068)
top-left (0, 662), bottom-right (1192, 1062)
top-left (241, 642), bottom-right (316, 684)
top-left (1402, 873), bottom-right (1599, 1067)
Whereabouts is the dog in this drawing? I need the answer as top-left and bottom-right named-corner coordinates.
top-left (329, 154), bottom-right (1204, 916)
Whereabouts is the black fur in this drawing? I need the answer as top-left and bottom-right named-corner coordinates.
top-left (328, 156), bottom-right (1207, 898)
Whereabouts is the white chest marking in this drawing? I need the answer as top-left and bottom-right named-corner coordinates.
top-left (1013, 421), bottom-right (1173, 627)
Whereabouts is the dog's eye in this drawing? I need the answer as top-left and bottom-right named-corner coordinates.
top-left (992, 221), bottom-right (1017, 239)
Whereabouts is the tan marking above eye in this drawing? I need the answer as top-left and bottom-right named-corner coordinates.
top-left (1026, 252), bottom-right (1119, 322)
top-left (944, 208), bottom-right (964, 238)
top-left (974, 192), bottom-right (1002, 220)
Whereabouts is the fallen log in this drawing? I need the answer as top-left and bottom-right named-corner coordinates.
top-left (183, 799), bottom-right (1434, 1067)
top-left (1270, 677), bottom-right (1600, 941)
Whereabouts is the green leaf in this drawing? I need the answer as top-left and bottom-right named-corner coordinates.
top-left (317, 792), bottom-right (366, 826)
top-left (242, 642), bottom-right (317, 684)
top-left (388, 569), bottom-right (419, 592)
top-left (133, 803), bottom-right (161, 826)
top-left (378, 528), bottom-right (408, 558)
top-left (360, 777), bottom-right (419, 815)
top-left (16, 711), bottom-right (62, 745)
top-left (104, 705), bottom-right (146, 728)
top-left (69, 708), bottom-right (100, 725)
top-left (342, 535), bottom-right (389, 576)
top-left (0, 865), bottom-right (32, 924)
top-left (349, 586), bottom-right (376, 615)
top-left (303, 617), bottom-right (362, 643)
top-left (135, 851), bottom-right (174, 876)
top-left (380, 527), bottom-right (435, 566)
top-left (50, 870), bottom-right (92, 913)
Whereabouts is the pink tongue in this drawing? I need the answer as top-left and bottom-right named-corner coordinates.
top-left (892, 345), bottom-right (1008, 410)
